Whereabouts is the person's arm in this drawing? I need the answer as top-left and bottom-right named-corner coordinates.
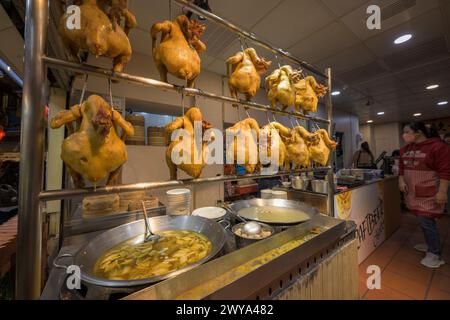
top-left (436, 179), bottom-right (449, 205)
top-left (432, 143), bottom-right (450, 205)
top-left (398, 149), bottom-right (408, 193)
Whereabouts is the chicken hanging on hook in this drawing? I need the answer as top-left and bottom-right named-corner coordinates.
top-left (296, 127), bottom-right (337, 166)
top-left (151, 15), bottom-right (206, 88)
top-left (260, 122), bottom-right (288, 172)
top-left (265, 65), bottom-right (297, 111)
top-left (165, 107), bottom-right (213, 180)
top-left (59, 0), bottom-right (134, 73)
top-left (227, 48), bottom-right (271, 108)
top-left (292, 74), bottom-right (328, 115)
top-left (50, 95), bottom-right (134, 188)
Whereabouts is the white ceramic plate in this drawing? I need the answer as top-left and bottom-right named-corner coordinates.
top-left (192, 207), bottom-right (227, 220)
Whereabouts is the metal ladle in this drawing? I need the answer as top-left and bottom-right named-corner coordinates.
top-left (222, 203), bottom-right (262, 235)
top-left (141, 201), bottom-right (161, 242)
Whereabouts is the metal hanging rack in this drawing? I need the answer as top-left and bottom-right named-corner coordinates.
top-left (16, 0), bottom-right (335, 299)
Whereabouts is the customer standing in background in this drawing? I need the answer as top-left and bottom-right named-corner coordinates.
top-left (352, 141), bottom-right (376, 169)
top-left (399, 122), bottom-right (450, 268)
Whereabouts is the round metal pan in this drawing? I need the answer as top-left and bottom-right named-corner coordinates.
top-left (54, 215), bottom-right (226, 288)
top-left (228, 198), bottom-right (318, 225)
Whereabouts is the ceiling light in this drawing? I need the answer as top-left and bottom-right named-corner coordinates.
top-left (377, 112), bottom-right (385, 115)
top-left (331, 91), bottom-right (341, 96)
top-left (413, 113), bottom-right (422, 117)
top-left (367, 120), bottom-right (373, 123)
top-left (437, 101), bottom-right (448, 106)
top-left (394, 34), bottom-right (412, 44)
top-left (426, 84), bottom-right (439, 90)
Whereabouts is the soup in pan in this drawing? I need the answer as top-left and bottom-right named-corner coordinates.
top-left (93, 230), bottom-right (212, 281)
top-left (238, 206), bottom-right (310, 223)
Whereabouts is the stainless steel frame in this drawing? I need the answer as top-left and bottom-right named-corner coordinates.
top-left (17, 0), bottom-right (336, 299)
top-left (43, 56), bottom-right (330, 124)
top-left (171, 0), bottom-right (328, 79)
top-left (16, 0), bottom-right (48, 299)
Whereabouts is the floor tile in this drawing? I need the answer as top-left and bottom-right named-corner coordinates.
top-left (365, 284), bottom-right (415, 300)
top-left (430, 273), bottom-right (450, 294)
top-left (385, 259), bottom-right (433, 284)
top-left (426, 288), bottom-right (450, 300)
top-left (378, 270), bottom-right (428, 299)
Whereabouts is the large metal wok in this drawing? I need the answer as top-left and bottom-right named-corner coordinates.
top-left (227, 199), bottom-right (318, 225)
top-left (53, 215), bottom-right (226, 288)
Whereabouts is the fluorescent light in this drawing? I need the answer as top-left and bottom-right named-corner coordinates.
top-left (426, 84), bottom-right (439, 90)
top-left (413, 113), bottom-right (422, 117)
top-left (331, 91), bottom-right (341, 96)
top-left (377, 112), bottom-right (385, 115)
top-left (437, 101), bottom-right (448, 106)
top-left (394, 34), bottom-right (412, 44)
top-left (367, 120), bottom-right (373, 123)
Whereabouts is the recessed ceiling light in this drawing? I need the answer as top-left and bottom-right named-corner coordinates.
top-left (377, 112), bottom-right (385, 115)
top-left (437, 101), bottom-right (448, 106)
top-left (367, 120), bottom-right (373, 123)
top-left (413, 113), bottom-right (422, 117)
top-left (394, 34), bottom-right (412, 44)
top-left (331, 91), bottom-right (341, 96)
top-left (426, 84), bottom-right (439, 90)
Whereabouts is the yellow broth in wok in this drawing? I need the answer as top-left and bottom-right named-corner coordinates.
top-left (93, 230), bottom-right (212, 280)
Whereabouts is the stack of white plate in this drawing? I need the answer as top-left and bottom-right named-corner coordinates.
top-left (166, 188), bottom-right (191, 215)
top-left (271, 190), bottom-right (288, 200)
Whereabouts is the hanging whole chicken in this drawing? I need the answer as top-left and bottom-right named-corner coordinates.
top-left (225, 118), bottom-right (260, 174)
top-left (151, 15), bottom-right (206, 88)
top-left (227, 48), bottom-right (271, 107)
top-left (50, 95), bottom-right (135, 188)
top-left (296, 127), bottom-right (337, 166)
top-left (260, 122), bottom-right (287, 172)
top-left (165, 107), bottom-right (212, 180)
top-left (270, 123), bottom-right (311, 170)
top-left (59, 0), bottom-right (135, 73)
top-left (265, 66), bottom-right (297, 111)
top-left (293, 75), bottom-right (328, 115)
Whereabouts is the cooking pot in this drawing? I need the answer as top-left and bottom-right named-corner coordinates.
top-left (232, 221), bottom-right (275, 249)
top-left (53, 215), bottom-right (226, 288)
top-left (226, 198), bottom-right (318, 225)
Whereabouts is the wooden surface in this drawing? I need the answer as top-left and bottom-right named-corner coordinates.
top-left (0, 216), bottom-right (18, 277)
top-left (381, 176), bottom-right (401, 238)
top-left (276, 239), bottom-right (359, 300)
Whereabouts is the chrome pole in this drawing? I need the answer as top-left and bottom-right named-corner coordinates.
top-left (43, 57), bottom-right (331, 125)
top-left (171, 0), bottom-right (328, 79)
top-left (39, 167), bottom-right (331, 202)
top-left (325, 68), bottom-right (335, 217)
top-left (16, 0), bottom-right (48, 299)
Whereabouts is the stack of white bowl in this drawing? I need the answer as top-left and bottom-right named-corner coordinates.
top-left (166, 188), bottom-right (191, 215)
top-left (261, 189), bottom-right (288, 200)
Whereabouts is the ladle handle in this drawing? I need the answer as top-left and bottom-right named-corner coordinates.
top-left (141, 200), bottom-right (152, 237)
top-left (221, 203), bottom-right (246, 223)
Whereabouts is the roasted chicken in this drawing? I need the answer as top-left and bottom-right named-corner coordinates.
top-left (59, 0), bottom-right (133, 73)
top-left (260, 122), bottom-right (287, 171)
top-left (296, 127), bottom-right (337, 166)
top-left (265, 66), bottom-right (296, 111)
top-left (165, 107), bottom-right (212, 180)
top-left (292, 75), bottom-right (328, 115)
top-left (270, 123), bottom-right (311, 170)
top-left (50, 95), bottom-right (134, 188)
top-left (97, 0), bottom-right (137, 35)
top-left (225, 118), bottom-right (260, 174)
top-left (151, 15), bottom-right (206, 88)
top-left (227, 48), bottom-right (271, 107)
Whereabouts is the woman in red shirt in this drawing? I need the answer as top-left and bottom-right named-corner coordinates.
top-left (399, 122), bottom-right (450, 268)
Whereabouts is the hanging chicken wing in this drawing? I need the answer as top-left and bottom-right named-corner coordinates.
top-left (227, 48), bottom-right (271, 107)
top-left (59, 0), bottom-right (133, 73)
top-left (50, 95), bottom-right (134, 188)
top-left (151, 15), bottom-right (206, 88)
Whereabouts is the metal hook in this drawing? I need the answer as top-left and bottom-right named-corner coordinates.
top-left (272, 112), bottom-right (277, 123)
top-left (274, 54), bottom-right (281, 69)
top-left (289, 117), bottom-right (295, 129)
top-left (181, 91), bottom-right (185, 117)
top-left (266, 111), bottom-right (271, 125)
top-left (244, 108), bottom-right (251, 119)
top-left (78, 74), bottom-right (89, 106)
top-left (108, 78), bottom-right (115, 110)
top-left (239, 36), bottom-right (246, 54)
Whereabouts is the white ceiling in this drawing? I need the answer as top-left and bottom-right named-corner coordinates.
top-left (122, 0), bottom-right (450, 124)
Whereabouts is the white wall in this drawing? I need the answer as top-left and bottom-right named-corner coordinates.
top-left (360, 122), bottom-right (404, 158)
